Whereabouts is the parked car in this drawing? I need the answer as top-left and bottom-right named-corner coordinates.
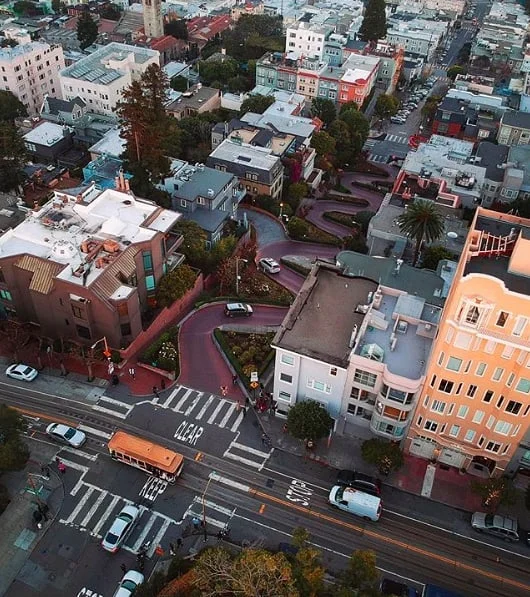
top-left (390, 117), bottom-right (405, 124)
top-left (329, 485), bottom-right (382, 521)
top-left (224, 303), bottom-right (253, 317)
top-left (336, 470), bottom-right (382, 496)
top-left (258, 257), bottom-right (281, 274)
top-left (380, 578), bottom-right (420, 597)
top-left (471, 512), bottom-right (519, 542)
top-left (112, 570), bottom-right (144, 597)
top-left (6, 363), bottom-right (39, 382)
top-left (46, 423), bottom-right (86, 448)
top-left (102, 504), bottom-right (141, 552)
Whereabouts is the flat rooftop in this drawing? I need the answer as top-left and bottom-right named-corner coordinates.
top-left (275, 265), bottom-right (379, 367)
top-left (0, 186), bottom-right (180, 288)
top-left (209, 138), bottom-right (280, 170)
top-left (23, 122), bottom-right (67, 147)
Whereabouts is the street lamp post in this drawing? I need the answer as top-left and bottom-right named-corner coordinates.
top-left (202, 473), bottom-right (215, 542)
top-left (235, 257), bottom-right (248, 296)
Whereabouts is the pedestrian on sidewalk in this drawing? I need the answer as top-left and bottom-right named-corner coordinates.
top-left (41, 465), bottom-right (50, 478)
top-left (58, 462), bottom-right (66, 474)
top-left (120, 563), bottom-right (127, 574)
top-left (153, 385), bottom-right (159, 398)
top-left (192, 517), bottom-right (201, 531)
top-left (176, 538), bottom-right (183, 549)
top-left (160, 378), bottom-right (166, 390)
top-left (129, 367), bottom-right (135, 380)
top-left (169, 542), bottom-right (176, 555)
top-left (242, 406), bottom-right (247, 417)
top-left (232, 374), bottom-right (238, 385)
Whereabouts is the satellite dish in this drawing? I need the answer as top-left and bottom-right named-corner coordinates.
top-left (447, 231), bottom-right (458, 239)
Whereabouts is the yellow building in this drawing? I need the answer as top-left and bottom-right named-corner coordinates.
top-left (406, 208), bottom-right (530, 479)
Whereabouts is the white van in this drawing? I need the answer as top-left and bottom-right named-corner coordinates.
top-left (329, 485), bottom-right (382, 521)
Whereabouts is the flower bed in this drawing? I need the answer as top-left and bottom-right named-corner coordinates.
top-left (287, 216), bottom-right (341, 246)
top-left (139, 325), bottom-right (180, 375)
top-left (322, 211), bottom-right (359, 228)
top-left (320, 194), bottom-right (370, 206)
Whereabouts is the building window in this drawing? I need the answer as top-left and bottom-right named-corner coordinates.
top-left (431, 400), bottom-right (446, 413)
top-left (446, 357), bottom-right (462, 372)
top-left (120, 322), bottom-right (131, 336)
top-left (516, 378), bottom-right (530, 394)
top-left (280, 372), bottom-right (292, 384)
top-left (513, 316), bottom-right (527, 337)
top-left (457, 405), bottom-right (468, 418)
top-left (485, 441), bottom-right (501, 453)
top-left (76, 325), bottom-right (91, 340)
top-left (281, 354), bottom-right (294, 366)
top-left (505, 400), bottom-right (522, 414)
top-left (465, 305), bottom-right (480, 325)
top-left (472, 410), bottom-right (485, 424)
top-left (142, 251), bottom-right (153, 271)
top-left (494, 420), bottom-right (512, 435)
top-left (496, 311), bottom-right (509, 327)
top-left (502, 345), bottom-right (514, 359)
top-left (476, 363), bottom-right (486, 376)
top-left (478, 436), bottom-right (485, 447)
top-left (279, 391), bottom-right (291, 401)
top-left (464, 429), bottom-right (476, 442)
top-left (484, 340), bottom-right (496, 354)
top-left (330, 367), bottom-right (337, 376)
top-left (438, 379), bottom-right (454, 393)
top-left (430, 374), bottom-right (437, 387)
top-left (424, 420), bottom-right (438, 432)
top-left (353, 369), bottom-right (377, 388)
top-left (492, 367), bottom-right (504, 382)
top-left (486, 415), bottom-right (495, 429)
top-left (145, 275), bottom-right (155, 292)
top-left (483, 390), bottom-right (494, 403)
top-left (496, 395), bottom-right (505, 409)
top-left (71, 305), bottom-right (84, 319)
top-left (0, 289), bottom-right (12, 301)
top-left (449, 425), bottom-right (460, 438)
top-left (308, 379), bottom-right (331, 393)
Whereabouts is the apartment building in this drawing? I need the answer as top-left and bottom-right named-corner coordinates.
top-left (60, 43), bottom-right (160, 116)
top-left (207, 138), bottom-right (284, 199)
top-left (272, 257), bottom-right (452, 441)
top-left (385, 19), bottom-right (446, 62)
top-left (0, 35), bottom-right (64, 115)
top-left (497, 111), bottom-right (530, 146)
top-left (406, 208), bottom-right (530, 478)
top-left (285, 21), bottom-right (333, 61)
top-left (0, 181), bottom-right (182, 348)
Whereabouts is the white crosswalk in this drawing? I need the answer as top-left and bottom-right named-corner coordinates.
top-left (385, 133), bottom-right (409, 144)
top-left (368, 153), bottom-right (387, 163)
top-left (92, 395), bottom-right (133, 419)
top-left (59, 480), bottom-right (178, 556)
top-left (152, 385), bottom-right (245, 433)
top-left (223, 438), bottom-right (272, 470)
top-left (183, 496), bottom-right (235, 531)
top-left (363, 139), bottom-right (378, 150)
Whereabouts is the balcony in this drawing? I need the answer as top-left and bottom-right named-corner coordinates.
top-left (165, 231), bottom-right (183, 255)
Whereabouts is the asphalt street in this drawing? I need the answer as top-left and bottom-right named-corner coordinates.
top-left (3, 387), bottom-right (530, 597)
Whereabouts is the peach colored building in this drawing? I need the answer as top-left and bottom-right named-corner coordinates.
top-left (406, 208), bottom-right (530, 478)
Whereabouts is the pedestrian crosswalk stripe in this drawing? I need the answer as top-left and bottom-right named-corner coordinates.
top-left (162, 388), bottom-right (179, 409)
top-left (149, 519), bottom-right (172, 556)
top-left (219, 403), bottom-right (236, 428)
top-left (61, 446), bottom-right (98, 461)
top-left (195, 395), bottom-right (214, 420)
top-left (80, 491), bottom-right (107, 528)
top-left (173, 388), bottom-right (194, 413)
top-left (230, 410), bottom-right (245, 433)
top-left (207, 399), bottom-right (226, 425)
top-left (131, 514), bottom-right (157, 553)
top-left (184, 394), bottom-right (201, 417)
top-left (223, 438), bottom-right (272, 470)
top-left (92, 404), bottom-right (128, 419)
top-left (65, 487), bottom-right (95, 525)
top-left (193, 496), bottom-right (235, 517)
top-left (229, 441), bottom-right (270, 458)
top-left (92, 495), bottom-right (120, 536)
top-left (78, 425), bottom-right (112, 440)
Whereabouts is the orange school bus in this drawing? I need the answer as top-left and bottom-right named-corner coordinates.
top-left (108, 431), bottom-right (184, 483)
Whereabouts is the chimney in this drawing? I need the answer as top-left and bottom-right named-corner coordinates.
top-left (116, 169), bottom-right (127, 192)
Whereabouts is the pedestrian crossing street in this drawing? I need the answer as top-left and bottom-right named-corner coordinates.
top-left (385, 133), bottom-right (409, 144)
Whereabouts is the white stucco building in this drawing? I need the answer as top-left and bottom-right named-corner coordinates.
top-left (0, 34), bottom-right (64, 115)
top-left (285, 22), bottom-right (333, 61)
top-left (59, 43), bottom-right (159, 117)
top-left (271, 257), bottom-right (454, 441)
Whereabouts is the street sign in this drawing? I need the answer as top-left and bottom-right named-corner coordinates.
top-left (250, 381), bottom-right (259, 389)
top-left (250, 371), bottom-right (258, 383)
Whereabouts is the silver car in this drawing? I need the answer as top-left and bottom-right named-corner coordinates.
top-left (258, 257), bottom-right (281, 274)
top-left (6, 363), bottom-right (39, 382)
top-left (471, 512), bottom-right (519, 542)
top-left (46, 423), bottom-right (86, 448)
top-left (102, 504), bottom-right (141, 553)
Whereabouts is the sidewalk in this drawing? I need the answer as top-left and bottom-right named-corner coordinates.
top-left (0, 443), bottom-right (64, 597)
top-left (257, 410), bottom-right (529, 523)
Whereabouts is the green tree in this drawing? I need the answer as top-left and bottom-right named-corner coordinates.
top-left (0, 122), bottom-right (26, 192)
top-left (286, 216), bottom-right (310, 240)
top-left (174, 220), bottom-right (208, 269)
top-left (99, 3), bottom-right (122, 20)
top-left (0, 404), bottom-right (29, 473)
top-left (287, 182), bottom-right (308, 205)
top-left (310, 98), bottom-right (336, 127)
top-left (352, 211), bottom-right (375, 236)
top-left (342, 234), bottom-right (368, 254)
top-left (339, 109), bottom-right (370, 153)
top-left (51, 0), bottom-right (66, 14)
top-left (471, 477), bottom-right (517, 512)
top-left (224, 15), bottom-right (284, 60)
top-left (374, 94), bottom-right (400, 120)
top-left (310, 130), bottom-right (336, 157)
top-left (286, 400), bottom-right (333, 441)
top-left (164, 19), bottom-right (188, 40)
top-left (199, 58), bottom-right (239, 86)
top-left (398, 198), bottom-right (445, 265)
top-left (228, 75), bottom-right (251, 93)
top-left (358, 0), bottom-right (387, 42)
top-left (170, 76), bottom-right (189, 92)
top-left (339, 550), bottom-right (379, 593)
top-left (239, 94), bottom-right (275, 115)
top-left (421, 245), bottom-right (457, 270)
top-left (421, 95), bottom-right (441, 123)
top-left (361, 438), bottom-right (404, 474)
top-left (13, 1), bottom-right (42, 16)
top-left (446, 65), bottom-right (466, 80)
top-left (0, 90), bottom-right (27, 123)
top-left (77, 10), bottom-right (98, 50)
top-left (155, 265), bottom-right (197, 308)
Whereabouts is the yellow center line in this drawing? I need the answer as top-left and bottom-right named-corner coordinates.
top-left (250, 488), bottom-right (529, 592)
top-left (12, 406), bottom-right (74, 427)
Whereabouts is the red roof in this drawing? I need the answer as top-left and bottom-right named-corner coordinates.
top-left (150, 35), bottom-right (186, 52)
top-left (187, 15), bottom-right (232, 40)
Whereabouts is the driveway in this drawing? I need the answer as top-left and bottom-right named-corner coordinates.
top-left (178, 304), bottom-right (287, 396)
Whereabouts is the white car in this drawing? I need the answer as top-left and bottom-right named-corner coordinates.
top-left (102, 504), bottom-right (141, 553)
top-left (113, 570), bottom-right (144, 597)
top-left (6, 363), bottom-right (39, 382)
top-left (258, 257), bottom-right (281, 274)
top-left (46, 423), bottom-right (86, 448)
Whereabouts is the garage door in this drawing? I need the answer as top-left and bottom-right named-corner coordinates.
top-left (438, 447), bottom-right (466, 468)
top-left (409, 437), bottom-right (436, 460)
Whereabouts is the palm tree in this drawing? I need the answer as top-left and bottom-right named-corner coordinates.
top-left (398, 199), bottom-right (445, 266)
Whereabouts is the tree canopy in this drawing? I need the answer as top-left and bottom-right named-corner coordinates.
top-left (361, 438), bottom-right (404, 474)
top-left (398, 199), bottom-right (445, 265)
top-left (374, 94), bottom-right (400, 120)
top-left (77, 10), bottom-right (98, 50)
top-left (165, 19), bottom-right (188, 40)
top-left (358, 0), bottom-right (387, 42)
top-left (421, 245), bottom-right (457, 270)
top-left (0, 404), bottom-right (29, 473)
top-left (0, 122), bottom-right (27, 192)
top-left (156, 265), bottom-right (197, 308)
top-left (239, 94), bottom-right (275, 116)
top-left (223, 15), bottom-right (285, 60)
top-left (310, 130), bottom-right (336, 157)
top-left (287, 400), bottom-right (333, 441)
top-left (0, 90), bottom-right (27, 123)
top-left (199, 58), bottom-right (239, 86)
top-left (310, 98), bottom-right (337, 127)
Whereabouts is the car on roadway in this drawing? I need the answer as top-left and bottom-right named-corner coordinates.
top-left (102, 504), bottom-right (141, 552)
top-left (336, 469), bottom-right (382, 496)
top-left (5, 363), bottom-right (39, 382)
top-left (224, 302), bottom-right (253, 317)
top-left (471, 512), bottom-right (519, 542)
top-left (46, 423), bottom-right (87, 448)
top-left (390, 116), bottom-right (406, 124)
top-left (112, 569), bottom-right (145, 597)
top-left (380, 578), bottom-right (420, 597)
top-left (258, 257), bottom-right (281, 274)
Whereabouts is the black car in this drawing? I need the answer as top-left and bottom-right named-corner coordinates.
top-left (336, 470), bottom-right (382, 496)
top-left (381, 578), bottom-right (420, 597)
